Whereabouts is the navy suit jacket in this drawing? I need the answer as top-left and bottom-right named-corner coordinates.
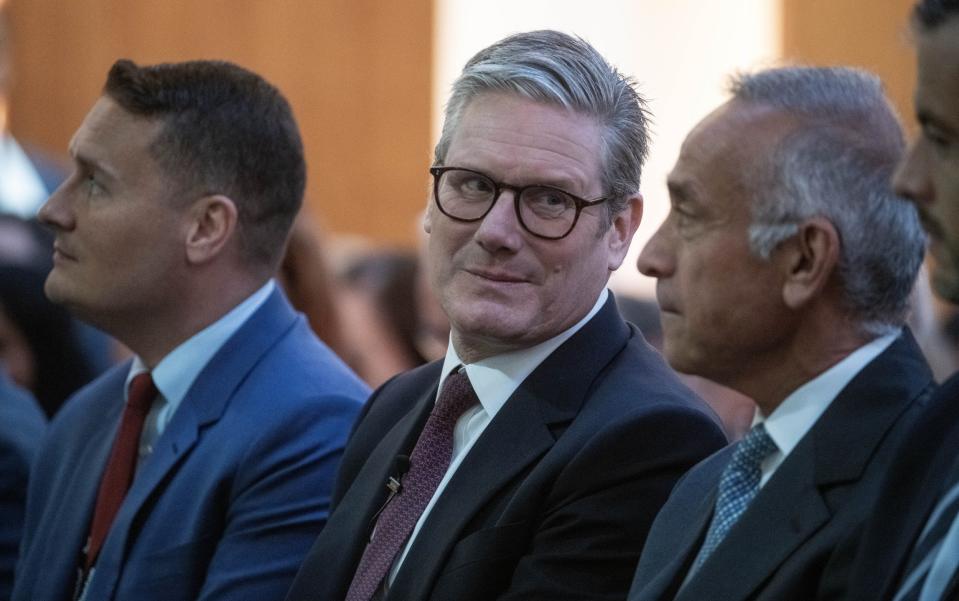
top-left (839, 371), bottom-right (959, 600)
top-left (0, 373), bottom-right (45, 601)
top-left (628, 330), bottom-right (935, 601)
top-left (286, 295), bottom-right (727, 601)
top-left (12, 289), bottom-right (369, 601)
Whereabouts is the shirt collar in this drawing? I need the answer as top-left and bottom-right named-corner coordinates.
top-left (758, 329), bottom-right (899, 458)
top-left (438, 288), bottom-right (609, 420)
top-left (126, 280), bottom-right (276, 408)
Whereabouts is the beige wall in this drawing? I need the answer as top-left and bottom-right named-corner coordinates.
top-left (6, 0), bottom-right (433, 247)
top-left (6, 1), bottom-right (922, 250)
top-left (782, 0), bottom-right (918, 134)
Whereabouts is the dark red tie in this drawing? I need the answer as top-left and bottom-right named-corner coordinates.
top-left (83, 372), bottom-right (157, 570)
top-left (345, 368), bottom-right (478, 601)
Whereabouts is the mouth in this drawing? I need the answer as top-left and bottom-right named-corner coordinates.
top-left (655, 289), bottom-right (679, 315)
top-left (52, 242), bottom-right (77, 262)
top-left (465, 267), bottom-right (529, 284)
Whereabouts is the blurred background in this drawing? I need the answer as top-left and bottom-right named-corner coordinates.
top-left (1, 0), bottom-right (937, 436)
top-left (4, 0), bottom-right (916, 275)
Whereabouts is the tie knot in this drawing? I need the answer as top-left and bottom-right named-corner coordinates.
top-left (434, 369), bottom-right (478, 422)
top-left (730, 423), bottom-right (777, 470)
top-left (127, 372), bottom-right (157, 413)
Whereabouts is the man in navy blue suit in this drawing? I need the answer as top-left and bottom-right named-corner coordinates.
top-left (0, 370), bottom-right (44, 600)
top-left (12, 59), bottom-right (369, 601)
top-left (286, 30), bottom-right (726, 601)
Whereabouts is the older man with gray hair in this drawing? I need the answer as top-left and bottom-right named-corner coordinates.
top-left (630, 66), bottom-right (934, 601)
top-left (285, 29), bottom-right (726, 601)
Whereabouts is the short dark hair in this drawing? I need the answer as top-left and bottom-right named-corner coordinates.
top-left (104, 59), bottom-right (306, 269)
top-left (913, 0), bottom-right (959, 29)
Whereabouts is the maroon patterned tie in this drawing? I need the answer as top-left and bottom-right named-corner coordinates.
top-left (83, 372), bottom-right (157, 570)
top-left (345, 368), bottom-right (478, 601)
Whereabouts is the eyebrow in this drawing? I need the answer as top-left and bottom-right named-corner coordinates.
top-left (69, 144), bottom-right (119, 184)
top-left (666, 178), bottom-right (694, 205)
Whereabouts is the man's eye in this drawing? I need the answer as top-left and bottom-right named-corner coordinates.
top-left (460, 177), bottom-right (493, 195)
top-left (84, 174), bottom-right (103, 195)
top-left (923, 125), bottom-right (952, 151)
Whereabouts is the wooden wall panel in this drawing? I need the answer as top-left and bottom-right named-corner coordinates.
top-left (5, 0), bottom-right (432, 247)
top-left (782, 0), bottom-right (919, 135)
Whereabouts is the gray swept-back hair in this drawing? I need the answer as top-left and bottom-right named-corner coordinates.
top-left (730, 66), bottom-right (925, 335)
top-left (434, 30), bottom-right (651, 227)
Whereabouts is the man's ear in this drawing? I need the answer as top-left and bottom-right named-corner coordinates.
top-left (185, 194), bottom-right (238, 265)
top-left (779, 217), bottom-right (840, 309)
top-left (607, 194), bottom-right (643, 270)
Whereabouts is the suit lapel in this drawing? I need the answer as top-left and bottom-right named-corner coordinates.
top-left (677, 443), bottom-right (830, 601)
top-left (86, 289), bottom-right (299, 596)
top-left (678, 330), bottom-right (932, 601)
top-left (387, 296), bottom-right (630, 600)
top-left (32, 370), bottom-right (127, 601)
top-left (642, 484), bottom-right (718, 601)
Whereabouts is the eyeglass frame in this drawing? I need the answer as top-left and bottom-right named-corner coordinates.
top-left (428, 166), bottom-right (610, 240)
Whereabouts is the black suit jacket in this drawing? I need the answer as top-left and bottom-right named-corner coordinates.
top-left (628, 330), bottom-right (935, 601)
top-left (286, 296), bottom-right (727, 601)
top-left (839, 370), bottom-right (959, 600)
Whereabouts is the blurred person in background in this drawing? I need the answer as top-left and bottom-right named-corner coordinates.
top-left (0, 215), bottom-right (99, 416)
top-left (0, 369), bottom-right (44, 601)
top-left (0, 8), bottom-right (64, 218)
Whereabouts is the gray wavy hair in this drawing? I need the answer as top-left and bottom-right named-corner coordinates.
top-left (732, 66), bottom-right (925, 335)
top-left (434, 30), bottom-right (651, 227)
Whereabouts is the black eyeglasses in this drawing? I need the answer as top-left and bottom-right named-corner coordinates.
top-left (429, 166), bottom-right (609, 240)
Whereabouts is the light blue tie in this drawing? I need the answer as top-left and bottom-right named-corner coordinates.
top-left (688, 423), bottom-right (778, 577)
top-left (894, 475), bottom-right (959, 601)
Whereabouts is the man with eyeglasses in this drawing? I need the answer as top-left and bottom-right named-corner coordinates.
top-left (285, 30), bottom-right (726, 601)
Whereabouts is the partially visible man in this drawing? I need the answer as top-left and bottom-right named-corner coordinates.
top-left (630, 66), bottom-right (932, 601)
top-left (840, 1), bottom-right (959, 599)
top-left (12, 59), bottom-right (369, 601)
top-left (286, 30), bottom-right (726, 601)
top-left (0, 370), bottom-right (44, 600)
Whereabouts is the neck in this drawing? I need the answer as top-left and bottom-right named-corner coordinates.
top-left (111, 272), bottom-right (268, 368)
top-left (731, 318), bottom-right (876, 417)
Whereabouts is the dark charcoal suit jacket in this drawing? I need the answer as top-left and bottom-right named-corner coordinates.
top-left (286, 296), bottom-right (727, 601)
top-left (628, 330), bottom-right (936, 601)
top-left (839, 371), bottom-right (959, 600)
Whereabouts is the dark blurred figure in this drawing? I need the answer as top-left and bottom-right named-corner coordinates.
top-left (0, 215), bottom-right (97, 416)
top-left (278, 214), bottom-right (346, 355)
top-left (0, 265), bottom-right (95, 416)
top-left (338, 251), bottom-right (427, 387)
top-left (0, 369), bottom-right (45, 601)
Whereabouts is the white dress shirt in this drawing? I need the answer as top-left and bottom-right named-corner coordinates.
top-left (756, 330), bottom-right (898, 487)
top-left (388, 288), bottom-right (610, 584)
top-left (126, 280), bottom-right (275, 466)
